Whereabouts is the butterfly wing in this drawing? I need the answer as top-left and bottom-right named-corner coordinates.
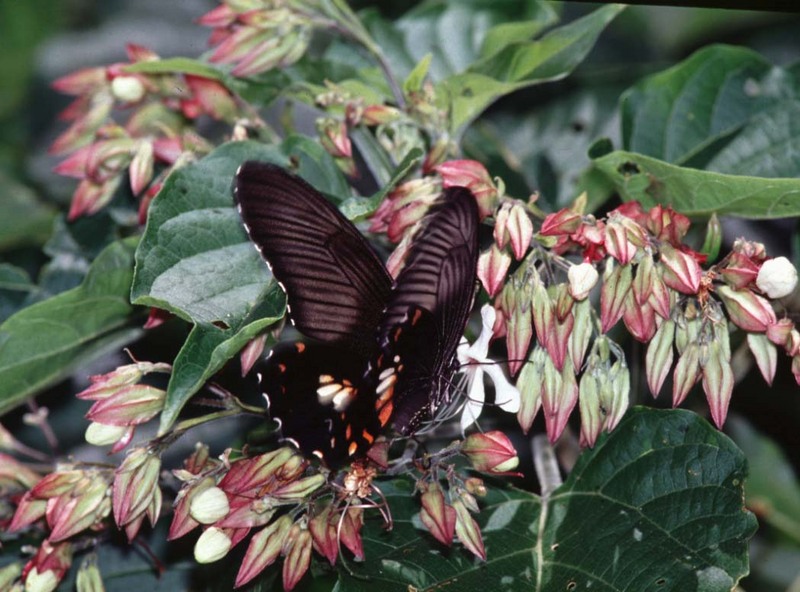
top-left (234, 162), bottom-right (392, 356)
top-left (256, 341), bottom-right (381, 465)
top-left (374, 188), bottom-right (480, 435)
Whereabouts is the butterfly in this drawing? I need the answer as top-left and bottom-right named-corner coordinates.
top-left (234, 162), bottom-right (479, 466)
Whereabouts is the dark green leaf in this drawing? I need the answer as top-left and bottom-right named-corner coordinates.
top-left (0, 238), bottom-right (140, 416)
top-left (620, 45), bottom-right (791, 167)
top-left (443, 4), bottom-right (624, 134)
top-left (0, 264), bottom-right (35, 322)
top-left (338, 408), bottom-right (755, 591)
top-left (591, 150), bottom-right (800, 218)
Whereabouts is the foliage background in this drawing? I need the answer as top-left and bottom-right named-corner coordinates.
top-left (1, 0), bottom-right (799, 590)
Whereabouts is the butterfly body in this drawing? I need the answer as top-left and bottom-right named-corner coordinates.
top-left (235, 162), bottom-right (478, 466)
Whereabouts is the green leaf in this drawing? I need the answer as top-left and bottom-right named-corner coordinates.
top-left (132, 139), bottom-right (349, 432)
top-left (0, 264), bottom-right (35, 323)
top-left (465, 85), bottom-right (622, 210)
top-left (591, 150), bottom-right (800, 218)
top-left (727, 416), bottom-right (800, 545)
top-left (338, 408), bottom-right (755, 591)
top-left (0, 238), bottom-right (140, 416)
top-left (0, 172), bottom-right (56, 251)
top-left (402, 53), bottom-right (432, 95)
top-left (443, 4), bottom-right (625, 134)
top-left (620, 45), bottom-right (800, 180)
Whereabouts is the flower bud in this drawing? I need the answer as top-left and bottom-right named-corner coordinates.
top-left (757, 256), bottom-right (798, 299)
top-left (540, 208), bottom-right (582, 236)
top-left (194, 527), bottom-right (232, 563)
top-left (579, 371), bottom-right (602, 448)
top-left (766, 318), bottom-right (793, 347)
top-left (235, 515), bottom-right (291, 587)
top-left (746, 333), bottom-right (777, 386)
top-left (568, 262), bottom-right (598, 300)
top-left (419, 483), bottom-right (456, 547)
top-left (477, 244), bottom-right (511, 298)
top-left (672, 342), bottom-right (701, 407)
top-left (700, 213), bottom-right (722, 263)
top-left (645, 320), bottom-right (675, 398)
top-left (111, 75), bottom-right (146, 103)
top-left (461, 431), bottom-right (519, 473)
top-left (720, 252), bottom-right (759, 289)
top-left (436, 159), bottom-right (497, 218)
top-left (282, 526), bottom-right (312, 591)
top-left (622, 291), bottom-right (656, 342)
top-left (568, 299), bottom-right (592, 374)
top-left (702, 342), bottom-right (734, 428)
top-left (516, 346), bottom-right (546, 434)
top-left (659, 244), bottom-right (701, 295)
top-left (600, 261), bottom-right (632, 333)
top-left (452, 499), bottom-right (485, 561)
top-left (716, 286), bottom-right (776, 332)
top-left (189, 486), bottom-right (229, 524)
top-left (84, 422), bottom-right (131, 447)
top-left (75, 556), bottom-right (103, 592)
top-left (494, 201), bottom-right (533, 260)
top-left (271, 474), bottom-right (326, 500)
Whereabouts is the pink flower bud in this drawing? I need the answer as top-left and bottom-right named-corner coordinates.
top-left (419, 483), bottom-right (456, 547)
top-left (702, 342), bottom-right (734, 428)
top-left (85, 385), bottom-right (166, 426)
top-left (185, 75), bottom-right (237, 121)
top-left (547, 311), bottom-right (574, 372)
top-left (282, 526), bottom-right (312, 591)
top-left (51, 67), bottom-right (107, 95)
top-left (516, 347), bottom-right (546, 434)
top-left (494, 201), bottom-right (533, 260)
top-left (452, 499), bottom-right (485, 561)
top-left (600, 262), bottom-right (632, 333)
top-left (461, 431), bottom-right (519, 474)
top-left (271, 474), bottom-right (326, 500)
top-left (604, 215), bottom-right (637, 264)
top-left (112, 448), bottom-right (161, 538)
top-left (793, 355), bottom-right (800, 386)
top-left (765, 318), bottom-right (793, 347)
top-left (540, 208), bottom-right (582, 236)
top-left (746, 333), bottom-right (777, 386)
top-left (308, 507), bottom-right (338, 566)
top-left (128, 141), bottom-right (154, 196)
top-left (659, 245), bottom-right (701, 295)
top-left (236, 515), bottom-right (292, 587)
top-left (569, 299), bottom-right (592, 374)
top-left (542, 357), bottom-right (579, 443)
top-left (22, 541), bottom-right (72, 592)
top-left (716, 286), bottom-right (776, 332)
top-left (317, 119), bottom-right (351, 159)
top-left (645, 320), bottom-right (675, 398)
top-left (477, 245), bottom-right (511, 298)
top-left (622, 292), bottom-right (656, 342)
top-left (436, 159), bottom-right (497, 218)
top-left (719, 252), bottom-right (759, 289)
top-left (672, 342), bottom-right (701, 407)
top-left (505, 285), bottom-right (533, 377)
top-left (339, 507), bottom-right (364, 560)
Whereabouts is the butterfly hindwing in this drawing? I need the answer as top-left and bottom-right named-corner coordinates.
top-left (256, 341), bottom-right (381, 464)
top-left (234, 162), bottom-right (392, 357)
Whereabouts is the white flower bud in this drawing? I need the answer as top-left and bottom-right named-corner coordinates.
top-left (85, 422), bottom-right (128, 446)
top-left (757, 256), bottom-right (798, 299)
top-left (189, 486), bottom-right (229, 524)
top-left (24, 568), bottom-right (58, 592)
top-left (110, 76), bottom-right (145, 103)
top-left (568, 262), bottom-right (599, 300)
top-left (194, 527), bottom-right (232, 563)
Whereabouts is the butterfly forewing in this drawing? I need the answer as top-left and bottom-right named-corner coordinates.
top-left (234, 162), bottom-right (392, 357)
top-left (376, 188), bottom-right (479, 434)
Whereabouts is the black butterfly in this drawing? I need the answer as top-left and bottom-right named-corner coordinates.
top-left (234, 162), bottom-right (478, 466)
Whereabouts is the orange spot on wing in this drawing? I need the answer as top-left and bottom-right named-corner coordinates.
top-left (412, 308), bottom-right (423, 324)
top-left (345, 424), bottom-right (352, 440)
top-left (278, 363), bottom-right (286, 373)
top-left (348, 442), bottom-right (358, 456)
top-left (295, 342), bottom-right (306, 353)
top-left (378, 401), bottom-right (393, 426)
top-left (362, 430), bottom-right (374, 444)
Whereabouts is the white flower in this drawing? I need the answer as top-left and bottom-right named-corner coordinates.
top-left (457, 305), bottom-right (520, 432)
top-left (194, 527), bottom-right (232, 563)
top-left (568, 262), bottom-right (599, 300)
top-left (757, 256), bottom-right (798, 299)
top-left (110, 75), bottom-right (146, 103)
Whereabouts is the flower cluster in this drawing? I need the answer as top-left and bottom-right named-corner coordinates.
top-left (52, 44), bottom-right (234, 221)
top-left (366, 160), bottom-right (799, 447)
top-left (77, 360), bottom-right (171, 453)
